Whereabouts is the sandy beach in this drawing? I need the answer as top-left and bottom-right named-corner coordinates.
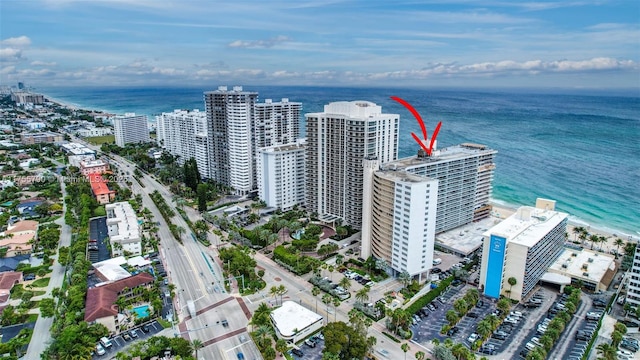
top-left (490, 201), bottom-right (634, 254)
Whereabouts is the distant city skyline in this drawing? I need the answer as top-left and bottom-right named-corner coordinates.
top-left (1, 0), bottom-right (638, 89)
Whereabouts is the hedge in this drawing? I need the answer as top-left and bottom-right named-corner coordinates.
top-left (405, 276), bottom-right (454, 315)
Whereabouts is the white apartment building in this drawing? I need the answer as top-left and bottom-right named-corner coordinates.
top-left (79, 159), bottom-right (110, 176)
top-left (156, 109), bottom-right (210, 179)
top-left (479, 199), bottom-right (568, 301)
top-left (362, 156), bottom-right (438, 280)
top-left (257, 140), bottom-right (306, 212)
top-left (306, 101), bottom-right (399, 228)
top-left (381, 143), bottom-right (497, 234)
top-left (255, 98), bottom-right (301, 148)
top-left (76, 127), bottom-right (112, 137)
top-left (113, 113), bottom-right (149, 147)
top-left (68, 154), bottom-right (96, 168)
top-left (105, 202), bottom-right (142, 257)
top-left (627, 242), bottom-right (640, 307)
top-left (204, 86), bottom-right (258, 195)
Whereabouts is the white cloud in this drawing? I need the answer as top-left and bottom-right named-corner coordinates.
top-left (1, 36), bottom-right (31, 47)
top-left (227, 35), bottom-right (291, 49)
top-left (31, 60), bottom-right (57, 66)
top-left (0, 48), bottom-right (24, 61)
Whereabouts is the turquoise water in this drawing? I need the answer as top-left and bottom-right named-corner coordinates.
top-left (41, 86), bottom-right (640, 238)
top-left (132, 304), bottom-right (150, 318)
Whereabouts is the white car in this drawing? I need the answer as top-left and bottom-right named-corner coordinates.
top-left (95, 344), bottom-right (106, 356)
top-left (617, 350), bottom-right (633, 360)
top-left (468, 333), bottom-right (479, 343)
top-left (510, 311), bottom-right (523, 318)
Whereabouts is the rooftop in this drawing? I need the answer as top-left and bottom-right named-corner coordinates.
top-left (88, 174), bottom-right (114, 196)
top-left (437, 216), bottom-right (500, 256)
top-left (85, 272), bottom-right (154, 322)
top-left (270, 301), bottom-right (323, 338)
top-left (382, 143), bottom-right (497, 171)
top-left (548, 248), bottom-right (616, 284)
top-left (106, 202), bottom-right (140, 242)
top-left (0, 272), bottom-right (22, 291)
top-left (80, 159), bottom-right (108, 168)
top-left (485, 205), bottom-right (568, 248)
top-left (308, 101), bottom-right (396, 119)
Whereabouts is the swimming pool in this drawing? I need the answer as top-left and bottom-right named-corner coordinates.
top-left (132, 304), bottom-right (150, 318)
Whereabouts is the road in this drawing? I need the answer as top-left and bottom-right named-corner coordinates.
top-left (25, 170), bottom-right (73, 360)
top-left (104, 152), bottom-right (262, 360)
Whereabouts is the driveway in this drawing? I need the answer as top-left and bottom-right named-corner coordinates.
top-left (92, 320), bottom-right (164, 359)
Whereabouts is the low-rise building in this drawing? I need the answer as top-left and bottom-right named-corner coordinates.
top-left (546, 248), bottom-right (616, 293)
top-left (68, 154), bottom-right (96, 168)
top-left (76, 127), bottom-right (113, 137)
top-left (270, 301), bottom-right (323, 344)
top-left (88, 174), bottom-right (116, 205)
top-left (0, 271), bottom-right (22, 303)
top-left (61, 142), bottom-right (95, 156)
top-left (80, 159), bottom-right (110, 176)
top-left (0, 220), bottom-right (38, 257)
top-left (20, 132), bottom-right (63, 145)
top-left (84, 272), bottom-right (154, 334)
top-left (106, 202), bottom-right (142, 257)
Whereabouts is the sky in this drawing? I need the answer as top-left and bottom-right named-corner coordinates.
top-left (1, 0), bottom-right (639, 89)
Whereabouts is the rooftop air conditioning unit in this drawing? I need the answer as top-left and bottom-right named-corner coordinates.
top-left (588, 258), bottom-right (594, 263)
top-left (583, 272), bottom-right (589, 277)
top-left (562, 264), bottom-right (568, 268)
top-left (572, 253), bottom-right (578, 257)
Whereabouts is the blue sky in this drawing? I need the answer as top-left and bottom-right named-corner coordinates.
top-left (1, 0), bottom-right (638, 89)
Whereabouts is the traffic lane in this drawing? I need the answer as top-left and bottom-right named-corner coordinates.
top-left (215, 334), bottom-right (263, 360)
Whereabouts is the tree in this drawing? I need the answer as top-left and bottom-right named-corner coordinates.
top-left (338, 277), bottom-right (351, 293)
top-left (191, 339), bottom-right (204, 359)
top-left (497, 297), bottom-right (511, 314)
top-left (312, 287), bottom-right (321, 312)
top-left (322, 321), bottom-right (368, 360)
top-left (333, 297), bottom-right (341, 321)
top-left (401, 343), bottom-right (410, 360)
top-left (614, 238), bottom-right (624, 258)
top-left (355, 287), bottom-right (370, 305)
top-left (197, 183), bottom-right (208, 212)
top-left (275, 338), bottom-right (288, 356)
top-left (589, 234), bottom-right (599, 250)
top-left (445, 310), bottom-right (459, 326)
top-left (476, 319), bottom-right (492, 340)
top-left (183, 157), bottom-right (201, 192)
top-left (415, 351), bottom-right (426, 360)
top-left (507, 277), bottom-right (517, 299)
top-left (269, 286), bottom-right (279, 306)
top-left (322, 294), bottom-right (333, 314)
top-left (277, 284), bottom-right (287, 306)
top-left (453, 298), bottom-right (468, 317)
top-left (39, 297), bottom-right (56, 318)
top-left (398, 271), bottom-right (412, 290)
top-left (596, 342), bottom-right (617, 360)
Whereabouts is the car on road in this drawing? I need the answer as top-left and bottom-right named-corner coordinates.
top-left (95, 344), bottom-right (106, 356)
top-left (237, 352), bottom-right (245, 360)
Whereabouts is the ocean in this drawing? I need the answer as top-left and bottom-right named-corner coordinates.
top-left (40, 86), bottom-right (640, 238)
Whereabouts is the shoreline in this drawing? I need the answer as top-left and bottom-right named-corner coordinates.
top-left (36, 90), bottom-right (637, 241)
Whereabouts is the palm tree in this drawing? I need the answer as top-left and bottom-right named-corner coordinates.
top-left (333, 298), bottom-right (341, 322)
top-left (401, 343), bottom-right (410, 360)
top-left (275, 338), bottom-right (288, 357)
top-left (614, 238), bottom-right (624, 258)
top-left (453, 298), bottom-right (467, 317)
top-left (338, 277), bottom-right (351, 292)
top-left (596, 342), bottom-right (617, 360)
top-left (415, 351), bottom-right (426, 360)
top-left (445, 310), bottom-right (459, 326)
top-left (322, 294), bottom-right (333, 314)
top-left (269, 286), bottom-right (279, 306)
top-left (398, 271), bottom-right (412, 290)
top-left (277, 284), bottom-right (287, 305)
top-left (507, 277), bottom-right (517, 299)
top-left (191, 339), bottom-right (204, 359)
top-left (572, 226), bottom-right (584, 241)
top-left (589, 234), bottom-right (599, 250)
top-left (312, 287), bottom-right (321, 312)
top-left (355, 287), bottom-right (370, 305)
top-left (476, 319), bottom-right (492, 340)
top-left (328, 265), bottom-right (335, 281)
top-left (497, 298), bottom-right (511, 315)
top-left (578, 229), bottom-right (588, 245)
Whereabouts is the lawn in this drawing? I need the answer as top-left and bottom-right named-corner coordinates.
top-left (31, 277), bottom-right (50, 288)
top-left (85, 135), bottom-right (115, 145)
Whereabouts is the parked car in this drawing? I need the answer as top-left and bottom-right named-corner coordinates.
top-left (586, 312), bottom-right (602, 321)
top-left (100, 337), bottom-right (113, 348)
top-left (292, 349), bottom-right (304, 357)
top-left (23, 274), bottom-right (35, 281)
top-left (467, 333), bottom-right (479, 343)
top-left (95, 344), bottom-right (106, 356)
top-left (122, 333), bottom-right (131, 341)
top-left (447, 327), bottom-right (459, 336)
top-left (492, 331), bottom-right (508, 340)
top-left (237, 352), bottom-right (245, 360)
top-left (467, 312), bottom-right (479, 318)
top-left (476, 300), bottom-right (484, 308)
top-left (305, 339), bottom-right (316, 348)
top-left (130, 329), bottom-right (138, 338)
top-left (141, 324), bottom-right (150, 333)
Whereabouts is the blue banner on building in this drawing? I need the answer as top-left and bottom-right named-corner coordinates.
top-left (484, 234), bottom-right (506, 298)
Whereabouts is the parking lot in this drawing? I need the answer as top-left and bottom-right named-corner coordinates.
top-left (92, 320), bottom-right (164, 359)
top-left (289, 334), bottom-right (325, 360)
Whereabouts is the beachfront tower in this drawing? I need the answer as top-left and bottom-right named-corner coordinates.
top-left (305, 101), bottom-right (399, 229)
top-left (113, 113), bottom-right (150, 147)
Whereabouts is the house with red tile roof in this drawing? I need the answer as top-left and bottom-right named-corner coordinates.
top-left (88, 173), bottom-right (116, 204)
top-left (84, 272), bottom-right (154, 334)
